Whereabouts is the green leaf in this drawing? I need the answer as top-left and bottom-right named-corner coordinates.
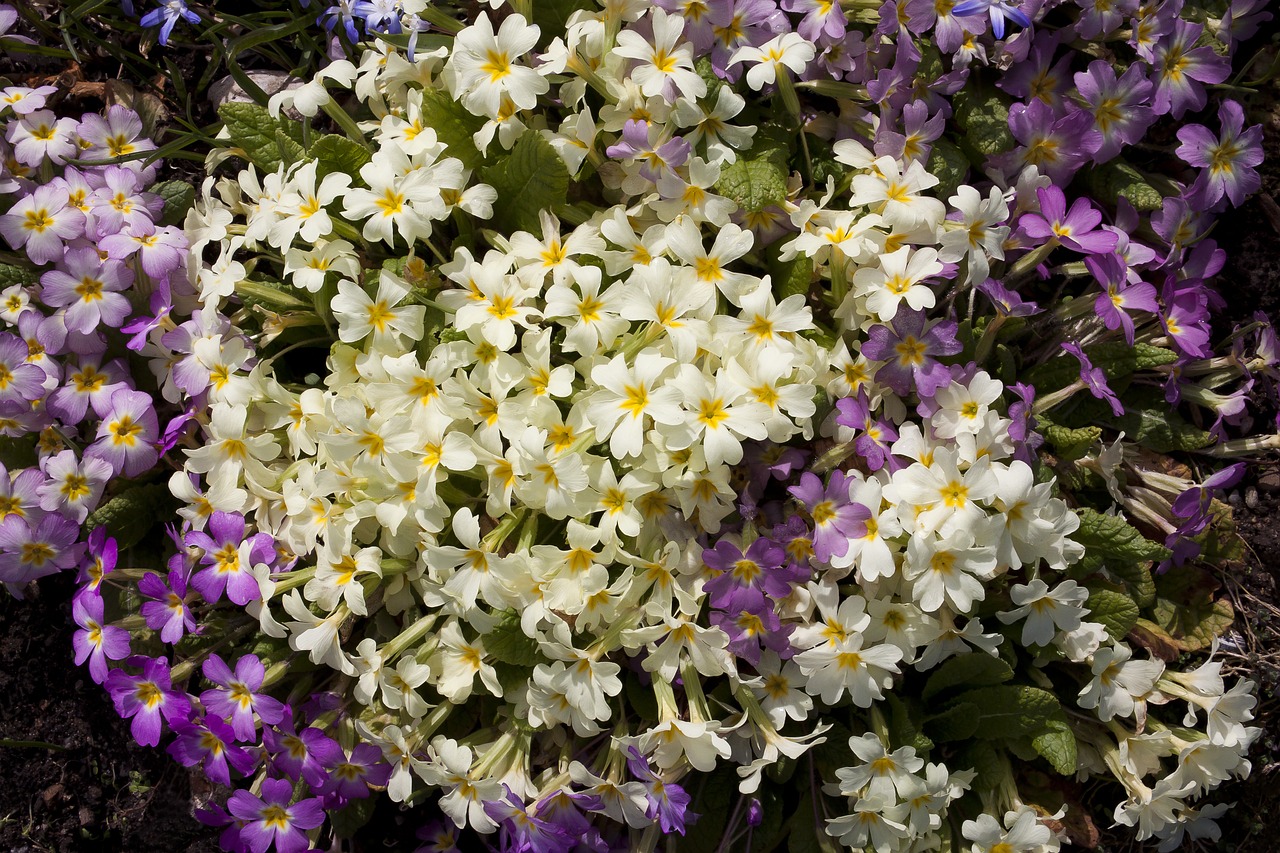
top-left (329, 797), bottom-right (377, 839)
top-left (531, 0), bottom-right (595, 47)
top-left (1080, 387), bottom-right (1215, 453)
top-left (1075, 505), bottom-right (1169, 562)
top-left (308, 133), bottom-right (373, 180)
top-left (1032, 718), bottom-right (1079, 775)
top-left (1086, 160), bottom-right (1165, 213)
top-left (151, 181), bottom-right (195, 227)
top-left (0, 436), bottom-right (37, 470)
top-left (1039, 419), bottom-right (1102, 461)
top-left (954, 685), bottom-right (1062, 741)
top-left (85, 484), bottom-right (175, 552)
top-left (1152, 567), bottom-right (1236, 652)
top-left (0, 264), bottom-right (36, 288)
top-left (418, 88), bottom-right (486, 172)
top-left (787, 790), bottom-right (842, 853)
top-left (952, 82), bottom-right (1014, 158)
top-left (714, 140), bottom-right (789, 213)
top-left (482, 610), bottom-right (541, 666)
top-left (218, 102), bottom-right (305, 172)
top-left (1085, 588), bottom-right (1140, 641)
top-left (767, 246), bottom-right (813, 299)
top-left (885, 694), bottom-right (931, 754)
top-left (922, 653), bottom-right (1013, 702)
top-left (1027, 342), bottom-right (1179, 394)
top-left (956, 740), bottom-right (1006, 791)
top-left (925, 702), bottom-right (980, 742)
top-left (683, 770), bottom-right (736, 851)
top-left (926, 138), bottom-right (969, 202)
top-left (480, 130), bottom-right (570, 235)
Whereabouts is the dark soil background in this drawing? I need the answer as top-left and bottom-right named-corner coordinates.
top-left (2, 14), bottom-right (1280, 853)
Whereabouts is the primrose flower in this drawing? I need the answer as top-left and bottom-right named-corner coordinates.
top-left (6, 109), bottom-right (79, 166)
top-left (1062, 342), bottom-right (1124, 416)
top-left (1088, 253), bottom-right (1158, 345)
top-left (138, 568), bottom-right (197, 643)
top-left (187, 511), bottom-right (276, 605)
top-left (789, 471), bottom-right (872, 563)
top-left (861, 309), bottom-right (963, 398)
top-left (1176, 100), bottom-right (1265, 208)
top-left (615, 10), bottom-right (706, 101)
top-left (139, 0), bottom-right (199, 45)
top-left (731, 32), bottom-right (817, 91)
top-left (72, 593), bottom-right (130, 683)
top-left (447, 13), bottom-right (548, 116)
top-left (227, 777), bottom-right (325, 853)
top-left (0, 183), bottom-right (85, 265)
top-left (167, 715), bottom-right (258, 786)
top-left (201, 653), bottom-right (287, 741)
top-left (1020, 186), bottom-right (1117, 255)
top-left (40, 246), bottom-right (134, 334)
top-left (85, 388), bottom-right (159, 478)
top-left (1150, 19), bottom-right (1230, 118)
top-left (104, 656), bottom-right (192, 747)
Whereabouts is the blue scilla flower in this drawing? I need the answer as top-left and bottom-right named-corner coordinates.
top-left (319, 0), bottom-right (361, 42)
top-left (951, 0), bottom-right (1030, 39)
top-left (353, 0), bottom-right (404, 34)
top-left (139, 0), bottom-right (200, 45)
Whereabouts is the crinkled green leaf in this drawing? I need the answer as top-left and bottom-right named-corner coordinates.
top-left (1153, 566), bottom-right (1235, 652)
top-left (768, 247), bottom-right (813, 299)
top-left (418, 88), bottom-right (486, 172)
top-left (925, 701), bottom-right (980, 742)
top-left (926, 138), bottom-right (969, 202)
top-left (682, 770), bottom-right (736, 850)
top-left (480, 130), bottom-right (570, 235)
top-left (1027, 342), bottom-right (1179, 394)
top-left (532, 0), bottom-right (595, 46)
top-left (1198, 499), bottom-right (1246, 564)
top-left (788, 790), bottom-right (842, 853)
top-left (1085, 588), bottom-right (1140, 641)
top-left (1080, 387), bottom-right (1215, 453)
top-left (1086, 160), bottom-right (1165, 212)
top-left (274, 129), bottom-right (305, 168)
top-left (954, 685), bottom-right (1062, 741)
top-left (482, 610), bottom-right (541, 667)
top-left (0, 436), bottom-right (37, 470)
top-left (218, 102), bottom-right (304, 173)
top-left (1032, 718), bottom-right (1079, 776)
top-left (922, 653), bottom-right (1013, 701)
top-left (952, 82), bottom-right (1014, 158)
top-left (308, 133), bottom-right (373, 180)
top-left (1075, 505), bottom-right (1170, 563)
top-left (956, 740), bottom-right (1006, 791)
top-left (0, 264), bottom-right (36, 288)
top-left (152, 180), bottom-right (195, 227)
top-left (85, 484), bottom-right (174, 551)
top-left (886, 693), bottom-right (931, 754)
top-left (711, 147), bottom-right (788, 211)
top-left (1040, 419), bottom-right (1102, 461)
top-left (330, 797), bottom-right (377, 839)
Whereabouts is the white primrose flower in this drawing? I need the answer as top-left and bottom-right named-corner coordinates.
top-left (937, 184), bottom-right (1010, 285)
top-left (997, 579), bottom-right (1088, 647)
top-left (447, 13), bottom-right (549, 116)
top-left (585, 351), bottom-right (685, 460)
top-left (612, 9), bottom-right (706, 101)
top-left (1078, 643), bottom-right (1165, 723)
top-left (930, 370), bottom-right (1004, 439)
top-left (731, 32), bottom-right (816, 91)
top-left (962, 807), bottom-right (1061, 853)
top-left (331, 270), bottom-right (426, 344)
top-left (849, 155), bottom-right (947, 232)
top-left (851, 245), bottom-right (942, 321)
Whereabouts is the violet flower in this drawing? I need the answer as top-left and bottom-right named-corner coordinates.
top-left (1149, 20), bottom-right (1230, 119)
top-left (227, 777), bottom-right (325, 853)
top-left (84, 387), bottom-right (160, 478)
top-left (201, 653), bottom-right (287, 742)
top-left (860, 308), bottom-right (963, 398)
top-left (1161, 284), bottom-right (1213, 359)
top-left (975, 277), bottom-right (1040, 317)
top-left (484, 786), bottom-right (575, 853)
top-left (788, 471), bottom-right (871, 563)
top-left (1087, 253), bottom-right (1158, 345)
top-left (99, 220), bottom-right (186, 279)
top-left (72, 592), bottom-right (130, 683)
top-left (319, 743), bottom-right (392, 802)
top-left (0, 512), bottom-right (84, 584)
top-left (834, 390), bottom-right (899, 471)
top-left (1020, 186), bottom-right (1118, 255)
top-left (76, 526), bottom-right (117, 596)
top-left (167, 715), bottom-right (259, 786)
top-left (46, 356), bottom-right (129, 425)
top-left (605, 120), bottom-right (691, 185)
top-left (40, 246), bottom-right (135, 335)
top-left (1061, 342), bottom-right (1124, 416)
top-left (703, 536), bottom-right (792, 611)
top-left (0, 332), bottom-right (47, 409)
top-left (186, 511), bottom-right (275, 606)
top-left (712, 605), bottom-right (791, 667)
top-left (1074, 60), bottom-right (1154, 162)
top-left (263, 718), bottom-right (339, 787)
top-left (625, 746), bottom-right (693, 835)
top-left (104, 655), bottom-right (192, 747)
top-left (1176, 99), bottom-right (1265, 209)
top-left (1003, 100), bottom-right (1094, 185)
top-left (138, 568), bottom-right (197, 644)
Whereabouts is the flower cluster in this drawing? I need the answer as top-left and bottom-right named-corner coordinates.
top-left (1, 0), bottom-right (1271, 849)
